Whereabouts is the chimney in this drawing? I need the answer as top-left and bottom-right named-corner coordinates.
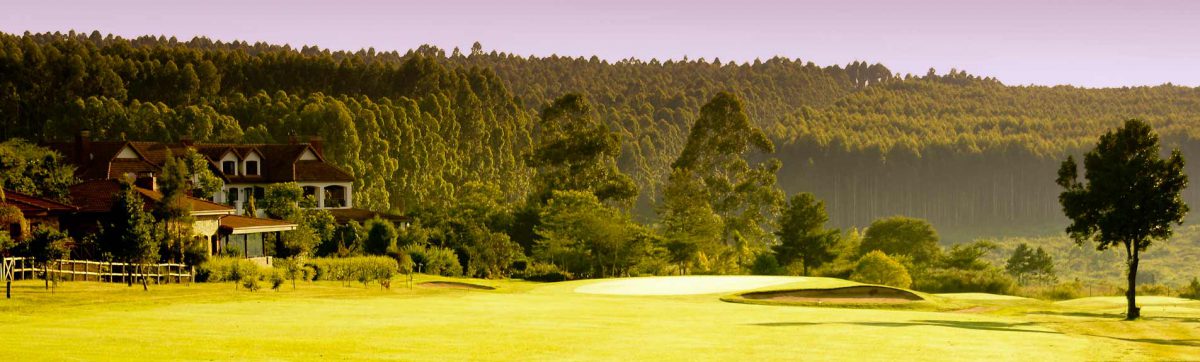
top-left (179, 135), bottom-right (194, 147)
top-left (309, 136), bottom-right (324, 157)
top-left (75, 129), bottom-right (92, 161)
top-left (288, 131), bottom-right (298, 145)
top-left (134, 173), bottom-right (157, 191)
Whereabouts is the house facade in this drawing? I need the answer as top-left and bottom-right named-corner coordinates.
top-left (65, 179), bottom-right (296, 258)
top-left (48, 131), bottom-right (356, 216)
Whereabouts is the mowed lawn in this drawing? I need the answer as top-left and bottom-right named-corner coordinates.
top-left (1, 276), bottom-right (1198, 361)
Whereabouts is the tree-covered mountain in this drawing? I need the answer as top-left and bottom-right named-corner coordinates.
top-left (4, 31), bottom-right (1200, 240)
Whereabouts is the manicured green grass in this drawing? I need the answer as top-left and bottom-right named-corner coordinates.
top-left (1, 276), bottom-right (1198, 361)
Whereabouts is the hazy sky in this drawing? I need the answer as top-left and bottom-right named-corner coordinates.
top-left (4, 0), bottom-right (1198, 87)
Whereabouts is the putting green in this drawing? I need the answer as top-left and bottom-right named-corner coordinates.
top-left (573, 276), bottom-right (804, 295)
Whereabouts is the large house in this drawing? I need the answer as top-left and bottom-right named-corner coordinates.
top-left (64, 179), bottom-right (296, 258)
top-left (48, 131), bottom-right (356, 217)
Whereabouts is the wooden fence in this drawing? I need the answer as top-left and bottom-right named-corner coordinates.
top-left (0, 257), bottom-right (192, 284)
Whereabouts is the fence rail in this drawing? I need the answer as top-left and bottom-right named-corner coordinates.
top-left (0, 257), bottom-right (192, 284)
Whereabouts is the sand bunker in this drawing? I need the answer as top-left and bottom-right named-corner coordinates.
top-left (740, 285), bottom-right (923, 304)
top-left (419, 281), bottom-right (496, 290)
top-left (936, 293), bottom-right (1029, 301)
top-left (574, 276), bottom-right (804, 296)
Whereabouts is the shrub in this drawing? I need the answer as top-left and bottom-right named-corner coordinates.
top-left (363, 217), bottom-right (397, 255)
top-left (1036, 280), bottom-right (1084, 299)
top-left (402, 244), bottom-right (463, 277)
top-left (241, 275), bottom-right (261, 291)
top-left (1135, 283), bottom-right (1173, 296)
top-left (270, 269), bottom-right (285, 291)
top-left (305, 256), bottom-right (399, 286)
top-left (197, 257), bottom-right (262, 282)
top-left (517, 263), bottom-right (573, 282)
top-left (1180, 278), bottom-right (1200, 300)
top-left (183, 237), bottom-right (209, 267)
top-left (850, 251), bottom-right (912, 288)
top-left (221, 245), bottom-right (242, 258)
top-left (750, 253), bottom-right (785, 276)
top-left (386, 244), bottom-right (415, 273)
top-left (915, 267), bottom-right (1017, 295)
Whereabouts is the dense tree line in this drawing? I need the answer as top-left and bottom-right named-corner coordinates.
top-left (5, 30), bottom-right (1200, 240)
top-left (0, 31), bottom-right (533, 216)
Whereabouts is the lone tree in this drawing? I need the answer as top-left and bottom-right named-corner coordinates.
top-left (858, 216), bottom-right (941, 265)
top-left (1005, 243), bottom-right (1055, 285)
top-left (102, 180), bottom-right (158, 290)
top-left (1057, 119), bottom-right (1188, 320)
top-left (773, 193), bottom-right (839, 275)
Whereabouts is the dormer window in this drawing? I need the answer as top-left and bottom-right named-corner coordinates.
top-left (245, 160), bottom-right (259, 176)
top-left (222, 161), bottom-right (237, 175)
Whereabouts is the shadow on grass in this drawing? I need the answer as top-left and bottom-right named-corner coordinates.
top-left (752, 320), bottom-right (1060, 334)
top-left (1031, 310), bottom-right (1200, 323)
top-left (1029, 311), bottom-right (1125, 319)
top-left (1086, 335), bottom-right (1200, 347)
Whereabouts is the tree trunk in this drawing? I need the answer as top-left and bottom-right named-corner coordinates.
top-left (5, 280), bottom-right (10, 299)
top-left (1125, 242), bottom-right (1141, 320)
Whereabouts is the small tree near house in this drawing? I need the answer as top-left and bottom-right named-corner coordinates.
top-left (102, 180), bottom-right (159, 291)
top-left (26, 226), bottom-right (72, 291)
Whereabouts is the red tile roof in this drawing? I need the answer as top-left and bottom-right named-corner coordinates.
top-left (295, 161), bottom-right (354, 182)
top-left (0, 189), bottom-right (77, 214)
top-left (49, 138), bottom-right (353, 184)
top-left (69, 180), bottom-right (234, 214)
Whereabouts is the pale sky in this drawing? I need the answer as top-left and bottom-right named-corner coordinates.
top-left (3, 0), bottom-right (1198, 87)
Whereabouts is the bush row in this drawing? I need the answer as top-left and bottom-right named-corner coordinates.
top-left (305, 256), bottom-right (398, 285)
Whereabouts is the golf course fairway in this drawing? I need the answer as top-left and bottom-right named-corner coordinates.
top-left (1, 276), bottom-right (1197, 361)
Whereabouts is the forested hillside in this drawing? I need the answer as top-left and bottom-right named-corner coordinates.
top-left (4, 31), bottom-right (1200, 239)
top-left (448, 46), bottom-right (1200, 238)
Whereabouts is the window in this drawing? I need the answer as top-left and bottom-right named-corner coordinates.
top-left (324, 185), bottom-right (347, 208)
top-left (245, 161), bottom-right (259, 176)
top-left (254, 187), bottom-right (265, 200)
top-left (222, 161), bottom-right (236, 175)
top-left (227, 188), bottom-right (239, 205)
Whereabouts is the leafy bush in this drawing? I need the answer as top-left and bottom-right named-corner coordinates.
top-left (750, 253), bottom-right (785, 276)
top-left (386, 244), bottom-right (415, 273)
top-left (402, 244), bottom-right (463, 277)
top-left (850, 251), bottom-right (912, 288)
top-left (1024, 280), bottom-right (1085, 300)
top-left (183, 237), bottom-right (209, 267)
top-left (1180, 278), bottom-right (1200, 300)
top-left (305, 256), bottom-right (399, 286)
top-left (197, 257), bottom-right (264, 282)
top-left (221, 245), bottom-right (242, 258)
top-left (270, 269), bottom-right (285, 291)
top-left (241, 275), bottom-right (261, 291)
top-left (914, 267), bottom-right (1016, 295)
top-left (1135, 283), bottom-right (1173, 296)
top-left (517, 263), bottom-right (573, 282)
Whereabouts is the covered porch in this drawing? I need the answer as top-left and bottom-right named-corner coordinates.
top-left (213, 215), bottom-right (297, 259)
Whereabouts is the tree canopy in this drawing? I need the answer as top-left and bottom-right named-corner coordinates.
top-left (1056, 119), bottom-right (1188, 319)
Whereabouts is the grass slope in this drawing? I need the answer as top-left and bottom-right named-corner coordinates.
top-left (0, 276), bottom-right (1197, 361)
